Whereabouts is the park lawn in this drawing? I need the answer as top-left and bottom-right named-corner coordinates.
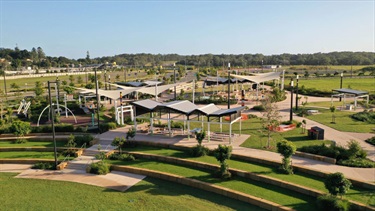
top-left (0, 173), bottom-right (255, 211)
top-left (108, 159), bottom-right (317, 211)
top-left (124, 146), bottom-right (374, 207)
top-left (0, 151), bottom-right (66, 159)
top-left (306, 109), bottom-right (375, 133)
top-left (294, 77), bottom-right (375, 94)
top-left (307, 101), bottom-right (357, 108)
top-left (196, 118), bottom-right (332, 151)
top-left (0, 140), bottom-right (66, 147)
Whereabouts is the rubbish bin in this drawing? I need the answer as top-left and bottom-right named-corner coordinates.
top-left (308, 126), bottom-right (324, 140)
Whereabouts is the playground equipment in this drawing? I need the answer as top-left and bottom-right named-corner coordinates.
top-left (116, 105), bottom-right (134, 125)
top-left (37, 104), bottom-right (77, 126)
top-left (17, 99), bottom-right (31, 117)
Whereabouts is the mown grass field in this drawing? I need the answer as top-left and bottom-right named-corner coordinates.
top-left (0, 140), bottom-right (66, 147)
top-left (0, 172), bottom-right (255, 211)
top-left (108, 158), bottom-right (317, 211)
top-left (123, 146), bottom-right (375, 207)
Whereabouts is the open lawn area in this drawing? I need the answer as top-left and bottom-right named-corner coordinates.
top-left (305, 108), bottom-right (375, 133)
top-left (294, 77), bottom-right (375, 94)
top-left (0, 172), bottom-right (254, 211)
top-left (123, 146), bottom-right (375, 207)
top-left (108, 158), bottom-right (317, 211)
top-left (0, 140), bottom-right (67, 147)
top-left (0, 151), bottom-right (67, 159)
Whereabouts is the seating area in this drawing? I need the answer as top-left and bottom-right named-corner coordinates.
top-left (206, 132), bottom-right (237, 142)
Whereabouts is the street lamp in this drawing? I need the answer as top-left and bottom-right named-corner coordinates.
top-left (104, 70), bottom-right (107, 90)
top-left (228, 62), bottom-right (231, 109)
top-left (295, 75), bottom-right (299, 110)
top-left (94, 69), bottom-right (101, 133)
top-left (173, 63), bottom-right (176, 100)
top-left (47, 81), bottom-right (58, 169)
top-left (290, 79), bottom-right (294, 122)
top-left (340, 72), bottom-right (343, 102)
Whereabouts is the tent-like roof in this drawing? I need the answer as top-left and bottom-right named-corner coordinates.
top-left (332, 88), bottom-right (368, 96)
top-left (156, 100), bottom-right (198, 115)
top-left (231, 72), bottom-right (281, 84)
top-left (116, 80), bottom-right (163, 87)
top-left (110, 82), bottom-right (182, 97)
top-left (75, 87), bottom-right (140, 100)
top-left (209, 106), bottom-right (245, 117)
top-left (130, 99), bottom-right (162, 111)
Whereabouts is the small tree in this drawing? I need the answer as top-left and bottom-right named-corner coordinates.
top-left (301, 119), bottom-right (307, 134)
top-left (261, 97), bottom-right (281, 149)
top-left (195, 130), bottom-right (206, 146)
top-left (111, 136), bottom-right (126, 154)
top-left (126, 127), bottom-right (136, 140)
top-left (276, 140), bottom-right (296, 174)
top-left (330, 106), bottom-right (336, 124)
top-left (213, 144), bottom-right (232, 179)
top-left (324, 172), bottom-right (352, 198)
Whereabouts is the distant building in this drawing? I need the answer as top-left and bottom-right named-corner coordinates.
top-left (264, 65), bottom-right (282, 69)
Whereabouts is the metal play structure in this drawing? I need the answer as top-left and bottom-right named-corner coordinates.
top-left (36, 104), bottom-right (77, 126)
top-left (17, 99), bottom-right (31, 117)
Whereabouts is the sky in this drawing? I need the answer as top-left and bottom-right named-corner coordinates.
top-left (0, 0), bottom-right (374, 59)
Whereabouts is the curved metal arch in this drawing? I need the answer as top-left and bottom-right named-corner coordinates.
top-left (37, 104), bottom-right (77, 127)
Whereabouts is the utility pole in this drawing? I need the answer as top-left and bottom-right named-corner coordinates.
top-left (94, 69), bottom-right (101, 133)
top-left (228, 63), bottom-right (231, 109)
top-left (48, 81), bottom-right (58, 169)
top-left (295, 75), bottom-right (299, 110)
top-left (174, 63), bottom-right (176, 100)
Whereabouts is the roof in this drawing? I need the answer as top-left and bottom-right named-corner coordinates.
top-left (231, 72), bottom-right (281, 84)
top-left (130, 99), bottom-right (162, 111)
top-left (156, 100), bottom-right (198, 115)
top-left (332, 88), bottom-right (368, 96)
top-left (208, 106), bottom-right (245, 117)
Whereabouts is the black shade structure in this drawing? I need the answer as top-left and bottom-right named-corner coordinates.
top-left (331, 88), bottom-right (369, 108)
top-left (130, 99), bottom-right (246, 144)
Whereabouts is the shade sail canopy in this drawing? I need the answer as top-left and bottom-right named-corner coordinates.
top-left (110, 82), bottom-right (182, 97)
top-left (231, 72), bottom-right (281, 84)
top-left (116, 80), bottom-right (163, 87)
top-left (332, 88), bottom-right (368, 96)
top-left (130, 99), bottom-right (162, 116)
top-left (75, 87), bottom-right (139, 100)
top-left (156, 100), bottom-right (198, 115)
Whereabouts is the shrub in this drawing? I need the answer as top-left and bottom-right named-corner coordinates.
top-left (337, 158), bottom-right (375, 168)
top-left (213, 144), bottom-right (232, 179)
top-left (10, 121), bottom-right (31, 137)
top-left (126, 127), bottom-right (136, 140)
top-left (277, 140), bottom-right (296, 174)
top-left (317, 195), bottom-right (350, 211)
top-left (365, 136), bottom-right (375, 146)
top-left (32, 162), bottom-right (55, 170)
top-left (190, 144), bottom-right (210, 157)
top-left (13, 138), bottom-right (27, 144)
top-left (350, 110), bottom-right (375, 123)
top-left (324, 172), bottom-right (352, 196)
top-left (74, 134), bottom-right (94, 146)
top-left (346, 140), bottom-right (367, 159)
top-left (99, 122), bottom-right (117, 133)
top-left (252, 105), bottom-right (265, 111)
top-left (247, 114), bottom-right (258, 119)
top-left (108, 153), bottom-right (135, 161)
top-left (86, 161), bottom-right (110, 175)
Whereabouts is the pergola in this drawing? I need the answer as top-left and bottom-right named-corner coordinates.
top-left (331, 88), bottom-right (369, 108)
top-left (130, 99), bottom-right (245, 144)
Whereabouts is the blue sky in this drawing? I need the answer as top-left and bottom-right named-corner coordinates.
top-left (1, 0), bottom-right (374, 59)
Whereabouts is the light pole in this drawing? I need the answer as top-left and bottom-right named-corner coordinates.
top-left (295, 75), bottom-right (299, 110)
top-left (108, 74), bottom-right (111, 90)
top-left (340, 72), bottom-right (343, 102)
top-left (173, 63), bottom-right (176, 100)
top-left (47, 81), bottom-right (58, 169)
top-left (290, 79), bottom-right (294, 122)
top-left (94, 69), bottom-right (101, 133)
top-left (2, 64), bottom-right (7, 100)
top-left (227, 62), bottom-right (231, 109)
top-left (104, 70), bottom-right (107, 90)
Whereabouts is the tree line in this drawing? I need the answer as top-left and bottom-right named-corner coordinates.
top-left (0, 47), bottom-right (374, 70)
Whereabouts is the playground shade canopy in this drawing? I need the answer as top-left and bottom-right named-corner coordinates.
top-left (230, 72), bottom-right (282, 84)
top-left (116, 80), bottom-right (163, 87)
top-left (332, 88), bottom-right (368, 96)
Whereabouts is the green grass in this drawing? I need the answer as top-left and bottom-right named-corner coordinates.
top-left (108, 158), bottom-right (317, 211)
top-left (0, 151), bottom-right (66, 159)
top-left (124, 146), bottom-right (375, 207)
top-left (188, 118), bottom-right (332, 151)
top-left (293, 77), bottom-right (375, 94)
top-left (0, 140), bottom-right (67, 147)
top-left (0, 173), bottom-right (256, 211)
top-left (305, 109), bottom-right (375, 133)
top-left (307, 101), bottom-right (357, 108)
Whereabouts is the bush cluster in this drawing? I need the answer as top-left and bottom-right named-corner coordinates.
top-left (32, 162), bottom-right (55, 170)
top-left (252, 105), bottom-right (265, 111)
top-left (316, 195), bottom-right (350, 211)
top-left (74, 134), bottom-right (94, 146)
top-left (31, 124), bottom-right (82, 133)
top-left (298, 141), bottom-right (373, 168)
top-left (108, 153), bottom-right (135, 161)
top-left (365, 136), bottom-right (375, 146)
top-left (190, 145), bottom-right (210, 157)
top-left (86, 161), bottom-right (110, 175)
top-left (99, 122), bottom-right (117, 133)
top-left (351, 110), bottom-right (375, 123)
